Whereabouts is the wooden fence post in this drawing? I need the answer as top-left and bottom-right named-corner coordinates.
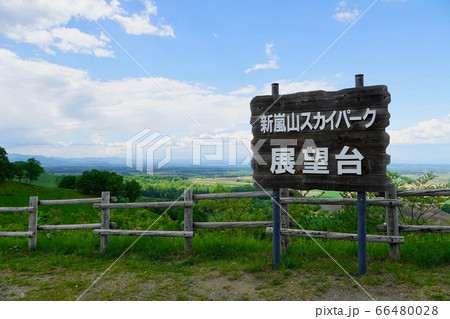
top-left (280, 188), bottom-right (290, 254)
top-left (385, 185), bottom-right (400, 260)
top-left (184, 189), bottom-right (193, 252)
top-left (100, 191), bottom-right (110, 252)
top-left (28, 196), bottom-right (38, 250)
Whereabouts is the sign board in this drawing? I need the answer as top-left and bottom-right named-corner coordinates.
top-left (250, 85), bottom-right (391, 192)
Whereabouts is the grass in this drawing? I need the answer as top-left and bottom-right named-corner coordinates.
top-left (0, 180), bottom-right (449, 300)
top-left (0, 230), bottom-right (448, 300)
top-left (32, 173), bottom-right (61, 188)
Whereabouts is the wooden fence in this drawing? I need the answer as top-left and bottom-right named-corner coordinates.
top-left (1, 188), bottom-right (448, 260)
top-left (92, 190), bottom-right (195, 251)
top-left (0, 195), bottom-right (117, 249)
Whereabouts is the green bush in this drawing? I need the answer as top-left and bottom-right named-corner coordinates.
top-left (58, 175), bottom-right (77, 189)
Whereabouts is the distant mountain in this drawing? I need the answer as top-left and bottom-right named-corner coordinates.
top-left (7, 153), bottom-right (449, 177)
top-left (8, 154), bottom-right (126, 166)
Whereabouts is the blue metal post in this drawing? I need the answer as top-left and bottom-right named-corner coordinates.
top-left (355, 74), bottom-right (367, 275)
top-left (271, 82), bottom-right (281, 270)
top-left (357, 191), bottom-right (367, 275)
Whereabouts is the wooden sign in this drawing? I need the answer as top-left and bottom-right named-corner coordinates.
top-left (250, 85), bottom-right (391, 192)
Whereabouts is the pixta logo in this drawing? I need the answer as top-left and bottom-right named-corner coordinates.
top-left (126, 129), bottom-right (171, 175)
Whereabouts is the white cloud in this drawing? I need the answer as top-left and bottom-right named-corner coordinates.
top-left (388, 114), bottom-right (450, 144)
top-left (245, 42), bottom-right (279, 74)
top-left (0, 49), bottom-right (336, 158)
top-left (0, 49), bottom-right (247, 157)
top-left (231, 80), bottom-right (334, 97)
top-left (229, 85), bottom-right (258, 95)
top-left (259, 80), bottom-right (335, 95)
top-left (0, 0), bottom-right (174, 57)
top-left (333, 2), bottom-right (360, 24)
top-left (113, 0), bottom-right (174, 37)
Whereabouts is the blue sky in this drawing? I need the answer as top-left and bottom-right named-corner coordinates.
top-left (0, 0), bottom-right (449, 164)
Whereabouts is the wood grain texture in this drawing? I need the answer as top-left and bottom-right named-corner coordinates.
top-left (193, 221), bottom-right (273, 229)
top-left (193, 191), bottom-right (271, 200)
top-left (39, 197), bottom-right (117, 205)
top-left (397, 189), bottom-right (450, 197)
top-left (0, 207), bottom-right (35, 213)
top-left (100, 191), bottom-right (110, 252)
top-left (37, 222), bottom-right (117, 230)
top-left (28, 196), bottom-right (38, 249)
top-left (280, 197), bottom-right (403, 206)
top-left (250, 85), bottom-right (391, 192)
top-left (385, 184), bottom-right (400, 260)
top-left (184, 189), bottom-right (194, 251)
top-left (93, 230), bottom-right (194, 237)
top-left (377, 225), bottom-right (450, 233)
top-left (93, 201), bottom-right (192, 209)
top-left (0, 231), bottom-right (34, 237)
top-left (266, 227), bottom-right (404, 244)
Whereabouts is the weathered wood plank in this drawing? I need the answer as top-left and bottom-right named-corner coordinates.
top-left (377, 225), bottom-right (450, 233)
top-left (385, 184), bottom-right (400, 260)
top-left (93, 201), bottom-right (192, 209)
top-left (37, 222), bottom-right (117, 230)
top-left (280, 197), bottom-right (403, 206)
top-left (100, 191), bottom-right (110, 252)
top-left (397, 189), bottom-right (450, 197)
top-left (39, 197), bottom-right (117, 205)
top-left (252, 174), bottom-right (392, 193)
top-left (93, 229), bottom-right (194, 237)
top-left (28, 196), bottom-right (38, 250)
top-left (250, 85), bottom-right (392, 192)
top-left (0, 207), bottom-right (35, 213)
top-left (184, 190), bottom-right (193, 252)
top-left (0, 231), bottom-right (34, 237)
top-left (193, 221), bottom-right (273, 229)
top-left (193, 192), bottom-right (271, 200)
top-left (266, 227), bottom-right (404, 244)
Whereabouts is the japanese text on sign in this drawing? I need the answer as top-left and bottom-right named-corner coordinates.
top-left (260, 108), bottom-right (376, 133)
top-left (270, 145), bottom-right (364, 176)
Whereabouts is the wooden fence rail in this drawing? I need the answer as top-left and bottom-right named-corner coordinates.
top-left (280, 197), bottom-right (403, 206)
top-left (194, 221), bottom-right (273, 229)
top-left (93, 191), bottom-right (195, 252)
top-left (192, 191), bottom-right (271, 200)
top-left (1, 187), bottom-right (448, 259)
top-left (37, 222), bottom-right (117, 231)
top-left (266, 227), bottom-right (405, 244)
top-left (396, 189), bottom-right (450, 197)
top-left (93, 201), bottom-right (191, 209)
top-left (0, 207), bottom-right (35, 213)
top-left (0, 194), bottom-right (118, 249)
top-left (0, 231), bottom-right (35, 238)
top-left (377, 224), bottom-right (450, 233)
top-left (93, 229), bottom-right (194, 237)
top-left (39, 197), bottom-right (117, 206)
top-left (0, 204), bottom-right (36, 244)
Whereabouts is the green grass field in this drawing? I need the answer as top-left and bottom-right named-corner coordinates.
top-left (0, 180), bottom-right (448, 300)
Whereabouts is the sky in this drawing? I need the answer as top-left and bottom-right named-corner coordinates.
top-left (0, 0), bottom-right (449, 165)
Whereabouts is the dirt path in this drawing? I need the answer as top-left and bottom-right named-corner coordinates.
top-left (1, 264), bottom-right (448, 301)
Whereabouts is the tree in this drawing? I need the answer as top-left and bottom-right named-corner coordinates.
top-left (389, 171), bottom-right (449, 224)
top-left (124, 179), bottom-right (142, 202)
top-left (58, 175), bottom-right (77, 189)
top-left (23, 158), bottom-right (44, 184)
top-left (13, 161), bottom-right (26, 183)
top-left (0, 146), bottom-right (10, 182)
top-left (196, 185), bottom-right (253, 222)
top-left (6, 162), bottom-right (17, 181)
top-left (76, 169), bottom-right (124, 197)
